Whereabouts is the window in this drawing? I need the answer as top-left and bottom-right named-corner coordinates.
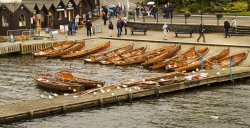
top-left (2, 16), bottom-right (9, 27)
top-left (19, 15), bottom-right (26, 27)
top-left (58, 11), bottom-right (63, 20)
top-left (79, 3), bottom-right (83, 16)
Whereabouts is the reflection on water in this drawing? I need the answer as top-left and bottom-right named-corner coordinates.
top-left (0, 55), bottom-right (250, 128)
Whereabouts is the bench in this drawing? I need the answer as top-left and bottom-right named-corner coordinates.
top-left (131, 26), bottom-right (148, 35)
top-left (175, 28), bottom-right (193, 38)
top-left (33, 34), bottom-right (53, 40)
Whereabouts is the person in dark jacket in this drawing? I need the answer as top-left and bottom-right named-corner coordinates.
top-left (85, 20), bottom-right (92, 36)
top-left (151, 5), bottom-right (158, 20)
top-left (224, 19), bottom-right (231, 38)
top-left (197, 23), bottom-right (206, 43)
top-left (108, 21), bottom-right (114, 37)
top-left (116, 18), bottom-right (122, 37)
top-left (135, 5), bottom-right (140, 19)
top-left (68, 20), bottom-right (74, 36)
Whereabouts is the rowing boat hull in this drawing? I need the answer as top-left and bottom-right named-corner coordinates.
top-left (55, 71), bottom-right (104, 90)
top-left (176, 49), bottom-right (230, 72)
top-left (113, 46), bottom-right (170, 66)
top-left (166, 47), bottom-right (209, 71)
top-left (142, 44), bottom-right (181, 66)
top-left (150, 47), bottom-right (195, 70)
top-left (33, 76), bottom-right (84, 92)
top-left (100, 47), bottom-right (146, 65)
top-left (219, 52), bottom-right (248, 68)
top-left (48, 41), bottom-right (85, 58)
top-left (62, 42), bottom-right (110, 59)
top-left (85, 44), bottom-right (133, 63)
top-left (33, 41), bottom-right (74, 57)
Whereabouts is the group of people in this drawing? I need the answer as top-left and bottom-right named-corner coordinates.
top-left (135, 2), bottom-right (174, 20)
top-left (224, 17), bottom-right (237, 38)
top-left (162, 3), bottom-right (174, 19)
top-left (108, 17), bottom-right (128, 37)
top-left (135, 4), bottom-right (158, 19)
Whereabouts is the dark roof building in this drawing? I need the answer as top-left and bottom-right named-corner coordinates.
top-left (0, 0), bottom-right (99, 36)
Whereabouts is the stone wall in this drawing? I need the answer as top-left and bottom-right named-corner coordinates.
top-left (127, 22), bottom-right (224, 33)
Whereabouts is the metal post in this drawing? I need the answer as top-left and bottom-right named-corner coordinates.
top-left (230, 56), bottom-right (233, 81)
top-left (157, 13), bottom-right (158, 23)
top-left (170, 14), bottom-right (172, 24)
top-left (134, 10), bottom-right (136, 22)
top-left (143, 15), bottom-right (145, 22)
top-left (200, 56), bottom-right (204, 70)
top-left (126, 0), bottom-right (129, 19)
top-left (201, 13), bottom-right (203, 23)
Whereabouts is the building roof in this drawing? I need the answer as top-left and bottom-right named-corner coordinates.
top-left (1, 0), bottom-right (92, 13)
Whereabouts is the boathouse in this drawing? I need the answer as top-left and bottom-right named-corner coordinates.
top-left (0, 0), bottom-right (100, 36)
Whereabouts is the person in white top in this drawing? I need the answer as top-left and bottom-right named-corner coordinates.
top-left (75, 14), bottom-right (80, 27)
top-left (162, 22), bottom-right (169, 40)
top-left (230, 17), bottom-right (237, 36)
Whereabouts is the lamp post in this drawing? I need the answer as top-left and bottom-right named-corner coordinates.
top-left (126, 0), bottom-right (129, 19)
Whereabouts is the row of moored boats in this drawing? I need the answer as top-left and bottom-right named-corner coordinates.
top-left (34, 40), bottom-right (248, 73)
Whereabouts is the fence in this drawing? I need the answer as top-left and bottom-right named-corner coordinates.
top-left (7, 28), bottom-right (60, 42)
top-left (128, 12), bottom-right (247, 26)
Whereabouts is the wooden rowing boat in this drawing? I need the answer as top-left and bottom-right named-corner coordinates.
top-left (142, 44), bottom-right (181, 66)
top-left (33, 41), bottom-right (74, 57)
top-left (47, 40), bottom-right (85, 58)
top-left (166, 47), bottom-right (209, 71)
top-left (61, 42), bottom-right (110, 59)
top-left (33, 75), bottom-right (84, 92)
top-left (150, 47), bottom-right (195, 70)
top-left (175, 49), bottom-right (230, 72)
top-left (100, 47), bottom-right (146, 65)
top-left (113, 46), bottom-right (172, 66)
top-left (205, 52), bottom-right (248, 70)
top-left (55, 71), bottom-right (104, 90)
top-left (122, 72), bottom-right (187, 87)
top-left (84, 44), bottom-right (133, 63)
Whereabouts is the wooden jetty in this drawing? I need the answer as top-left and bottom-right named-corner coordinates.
top-left (20, 40), bottom-right (66, 54)
top-left (0, 42), bottom-right (20, 55)
top-left (0, 40), bottom-right (68, 55)
top-left (0, 67), bottom-right (250, 124)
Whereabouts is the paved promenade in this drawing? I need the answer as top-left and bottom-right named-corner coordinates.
top-left (62, 16), bottom-right (250, 47)
top-left (1, 16), bottom-right (250, 48)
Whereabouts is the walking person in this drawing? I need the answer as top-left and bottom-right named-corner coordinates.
top-left (86, 20), bottom-right (92, 36)
top-left (75, 14), bottom-right (80, 28)
top-left (224, 19), bottom-right (230, 38)
top-left (151, 5), bottom-right (158, 20)
top-left (108, 21), bottom-right (114, 37)
top-left (169, 2), bottom-right (174, 19)
top-left (123, 17), bottom-right (128, 35)
top-left (162, 22), bottom-right (169, 40)
top-left (68, 20), bottom-right (74, 36)
top-left (102, 14), bottom-right (108, 25)
top-left (230, 17), bottom-right (237, 36)
top-left (116, 18), bottom-right (122, 37)
top-left (197, 23), bottom-right (206, 43)
top-left (135, 5), bottom-right (140, 19)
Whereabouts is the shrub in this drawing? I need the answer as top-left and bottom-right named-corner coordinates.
top-left (184, 12), bottom-right (191, 18)
top-left (187, 3), bottom-right (201, 13)
top-left (216, 13), bottom-right (223, 19)
top-left (223, 1), bottom-right (248, 12)
top-left (179, 7), bottom-right (189, 13)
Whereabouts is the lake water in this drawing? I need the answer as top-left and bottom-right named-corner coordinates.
top-left (0, 54), bottom-right (250, 128)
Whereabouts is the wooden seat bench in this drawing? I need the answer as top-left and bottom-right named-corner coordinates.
top-left (131, 26), bottom-right (148, 35)
top-left (175, 28), bottom-right (193, 38)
